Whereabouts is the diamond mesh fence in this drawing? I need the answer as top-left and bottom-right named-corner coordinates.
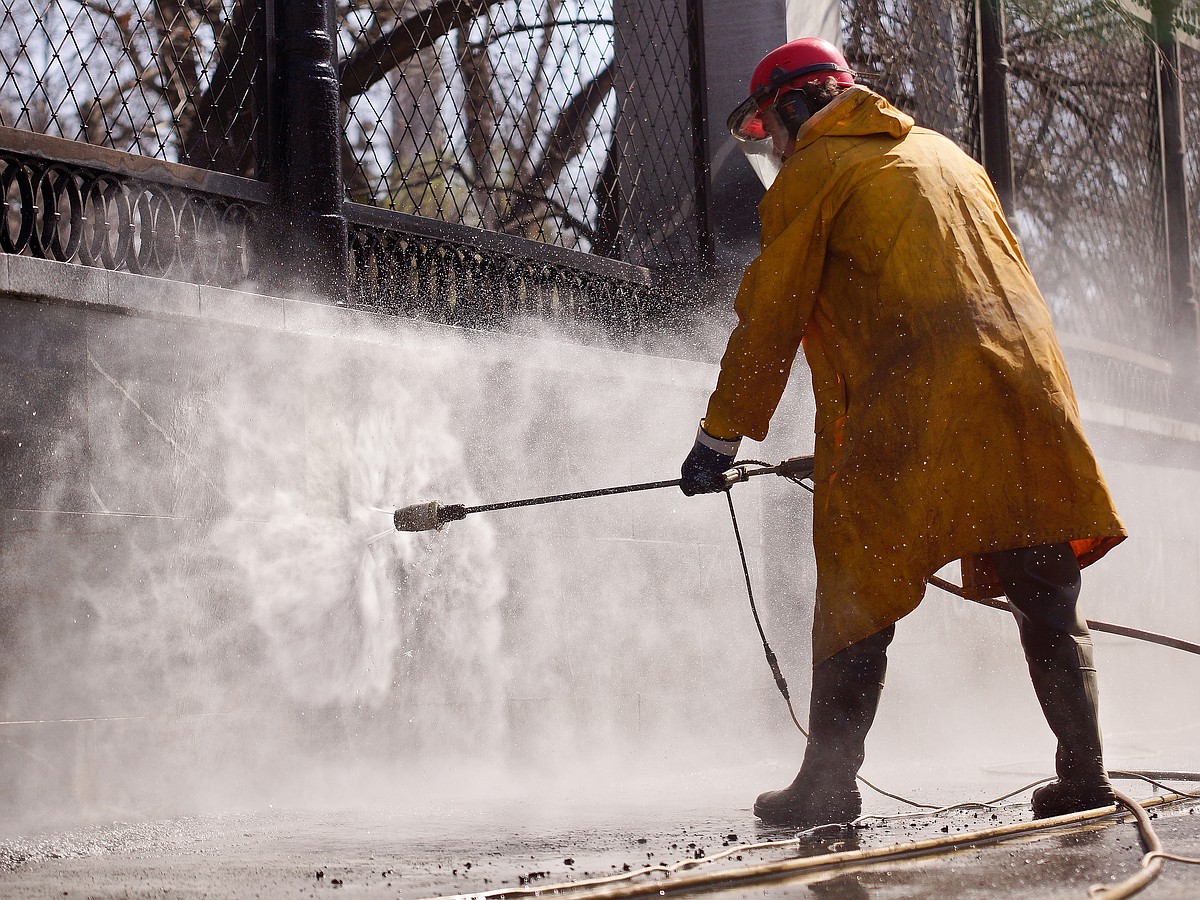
top-left (606, 0), bottom-right (705, 271)
top-left (0, 0), bottom-right (268, 176)
top-left (842, 0), bottom-right (1180, 408)
top-left (1179, 3), bottom-right (1200, 291)
top-left (1004, 0), bottom-right (1167, 358)
top-left (0, 0), bottom-right (1193, 357)
top-left (338, 0), bottom-right (705, 264)
top-left (841, 0), bottom-right (980, 156)
top-left (845, 0), bottom-right (1174, 364)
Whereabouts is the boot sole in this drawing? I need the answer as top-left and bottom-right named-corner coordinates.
top-left (753, 800), bottom-right (860, 828)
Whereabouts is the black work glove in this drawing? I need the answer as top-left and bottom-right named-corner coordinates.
top-left (680, 425), bottom-right (742, 496)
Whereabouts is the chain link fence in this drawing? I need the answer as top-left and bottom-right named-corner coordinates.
top-left (338, 0), bottom-right (704, 265)
top-left (1, 0), bottom-right (702, 269)
top-left (0, 0), bottom-right (1195, 366)
top-left (340, 0), bottom-right (615, 247)
top-left (0, 0), bottom-right (269, 176)
top-left (843, 0), bottom-right (1182, 414)
top-left (841, 0), bottom-right (980, 156)
top-left (1005, 0), bottom-right (1168, 358)
top-left (1178, 2), bottom-right (1200, 290)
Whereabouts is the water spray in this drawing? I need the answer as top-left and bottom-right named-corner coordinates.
top-left (388, 450), bottom-right (1200, 814)
top-left (396, 448), bottom-right (1200, 900)
top-left (389, 455), bottom-right (817, 532)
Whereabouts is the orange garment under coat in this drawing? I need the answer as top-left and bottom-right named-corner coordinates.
top-left (703, 86), bottom-right (1126, 664)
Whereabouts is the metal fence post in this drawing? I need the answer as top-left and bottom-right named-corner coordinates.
top-left (1152, 0), bottom-right (1199, 408)
top-left (977, 0), bottom-right (1014, 214)
top-left (272, 0), bottom-right (349, 302)
top-left (687, 0), bottom-right (714, 270)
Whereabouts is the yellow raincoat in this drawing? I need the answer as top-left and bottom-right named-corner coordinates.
top-left (703, 86), bottom-right (1126, 664)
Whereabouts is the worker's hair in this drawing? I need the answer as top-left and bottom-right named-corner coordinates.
top-left (803, 76), bottom-right (848, 112)
top-left (776, 76), bottom-right (848, 139)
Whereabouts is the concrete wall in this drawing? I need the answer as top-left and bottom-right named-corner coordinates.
top-left (0, 256), bottom-right (816, 825)
top-left (2, 255), bottom-right (1198, 828)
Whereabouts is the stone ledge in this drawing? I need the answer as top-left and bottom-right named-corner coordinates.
top-left (5, 255), bottom-right (203, 319)
top-left (1079, 400), bottom-right (1200, 444)
top-left (0, 255), bottom-right (717, 384)
top-left (199, 284), bottom-right (284, 329)
top-left (7, 255), bottom-right (114, 312)
top-left (282, 295), bottom-right (460, 348)
top-left (116, 271), bottom-right (201, 318)
top-left (1079, 399), bottom-right (1200, 470)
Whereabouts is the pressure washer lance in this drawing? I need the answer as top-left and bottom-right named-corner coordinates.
top-left (391, 455), bottom-right (817, 533)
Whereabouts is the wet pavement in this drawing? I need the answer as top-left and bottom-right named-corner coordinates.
top-left (2, 780), bottom-right (1199, 899)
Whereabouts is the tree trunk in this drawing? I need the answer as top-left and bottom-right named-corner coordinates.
top-left (457, 20), bottom-right (500, 229)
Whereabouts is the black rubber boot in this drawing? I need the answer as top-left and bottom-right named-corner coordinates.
top-left (754, 625), bottom-right (894, 828)
top-left (992, 544), bottom-right (1116, 818)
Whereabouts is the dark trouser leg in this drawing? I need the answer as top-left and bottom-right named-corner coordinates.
top-left (754, 624), bottom-right (895, 827)
top-left (991, 543), bottom-right (1115, 817)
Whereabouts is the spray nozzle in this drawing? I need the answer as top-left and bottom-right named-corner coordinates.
top-left (392, 501), bottom-right (468, 532)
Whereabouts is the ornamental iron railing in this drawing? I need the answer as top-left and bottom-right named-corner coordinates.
top-left (345, 199), bottom-right (654, 329)
top-left (1, 126), bottom-right (262, 285)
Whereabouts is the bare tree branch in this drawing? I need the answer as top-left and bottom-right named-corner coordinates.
top-left (339, 0), bottom-right (507, 103)
top-left (150, 0), bottom-right (203, 141)
top-left (590, 142), bottom-right (620, 257)
top-left (477, 18), bottom-right (611, 45)
top-left (456, 16), bottom-right (500, 229)
top-left (179, 0), bottom-right (266, 174)
top-left (71, 0), bottom-right (154, 147)
top-left (511, 0), bottom-right (561, 195)
top-left (535, 59), bottom-right (614, 188)
top-left (503, 60), bottom-right (614, 230)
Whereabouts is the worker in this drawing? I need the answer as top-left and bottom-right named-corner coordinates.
top-left (679, 37), bottom-right (1127, 828)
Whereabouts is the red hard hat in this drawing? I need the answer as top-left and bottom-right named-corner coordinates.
top-left (728, 37), bottom-right (855, 142)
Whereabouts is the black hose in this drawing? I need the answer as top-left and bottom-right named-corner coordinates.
top-left (723, 491), bottom-right (795, 720)
top-left (928, 576), bottom-right (1200, 656)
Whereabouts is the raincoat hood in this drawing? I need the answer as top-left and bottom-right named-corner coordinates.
top-left (792, 85), bottom-right (913, 154)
